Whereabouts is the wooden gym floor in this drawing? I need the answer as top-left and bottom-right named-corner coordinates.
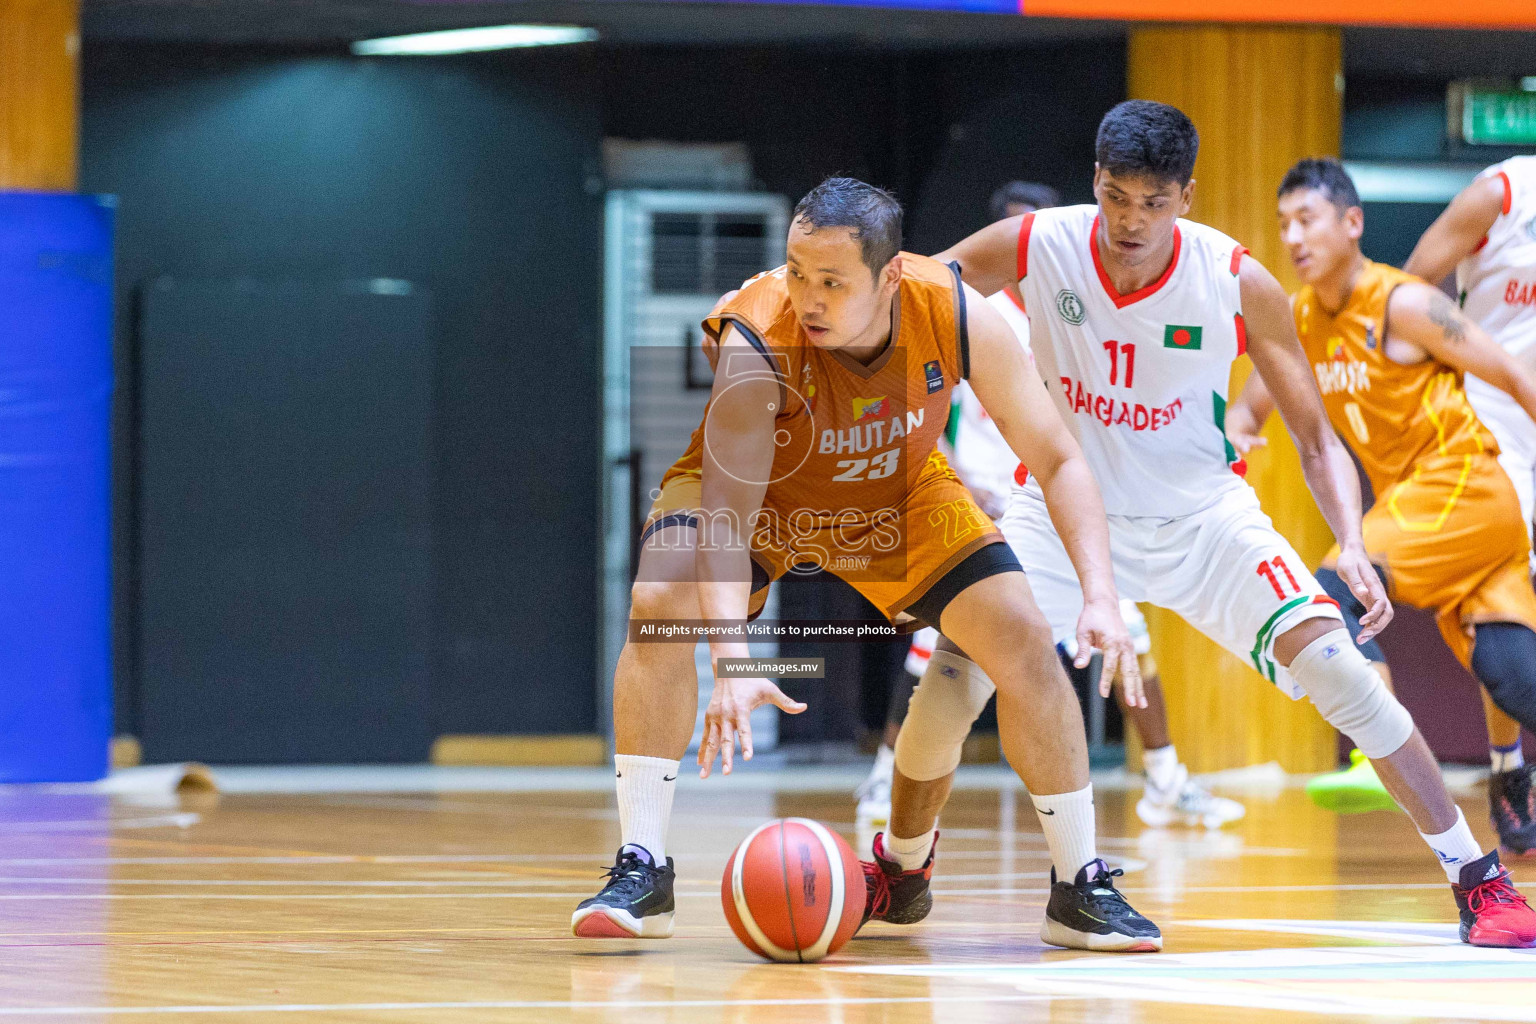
top-left (0, 767), bottom-right (1532, 1022)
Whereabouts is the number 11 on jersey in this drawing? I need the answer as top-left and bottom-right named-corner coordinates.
top-left (1256, 555), bottom-right (1300, 599)
top-left (1103, 340), bottom-right (1136, 387)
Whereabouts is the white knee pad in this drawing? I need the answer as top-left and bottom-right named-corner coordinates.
top-left (1287, 629), bottom-right (1414, 759)
top-left (894, 650), bottom-right (997, 782)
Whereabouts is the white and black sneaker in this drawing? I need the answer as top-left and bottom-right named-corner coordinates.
top-left (571, 845), bottom-right (676, 938)
top-left (1136, 764), bottom-right (1246, 829)
top-left (1040, 858), bottom-right (1162, 952)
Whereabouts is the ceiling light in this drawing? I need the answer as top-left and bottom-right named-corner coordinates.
top-left (1521, 77), bottom-right (1536, 92)
top-left (353, 25), bottom-right (598, 56)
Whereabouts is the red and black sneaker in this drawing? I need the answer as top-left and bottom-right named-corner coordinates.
top-left (860, 831), bottom-right (937, 927)
top-left (1489, 764), bottom-right (1536, 857)
top-left (1452, 849), bottom-right (1536, 948)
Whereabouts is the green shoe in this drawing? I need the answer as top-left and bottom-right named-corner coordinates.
top-left (1306, 749), bottom-right (1401, 814)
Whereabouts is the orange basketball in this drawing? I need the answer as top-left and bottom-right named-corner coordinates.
top-left (721, 817), bottom-right (865, 963)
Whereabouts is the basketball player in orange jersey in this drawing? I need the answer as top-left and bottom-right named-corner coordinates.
top-left (1225, 160), bottom-right (1536, 869)
top-left (1403, 160), bottom-right (1536, 852)
top-left (572, 177), bottom-right (1162, 951)
top-left (869, 103), bottom-right (1534, 949)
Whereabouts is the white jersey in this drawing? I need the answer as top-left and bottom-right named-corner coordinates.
top-left (949, 290), bottom-right (1030, 507)
top-left (1017, 205), bottom-right (1249, 518)
top-left (1458, 156), bottom-right (1536, 358)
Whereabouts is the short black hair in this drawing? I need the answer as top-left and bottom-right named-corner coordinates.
top-left (1278, 157), bottom-right (1361, 212)
top-left (989, 181), bottom-right (1062, 222)
top-left (1095, 101), bottom-right (1199, 187)
top-left (792, 177), bottom-right (903, 278)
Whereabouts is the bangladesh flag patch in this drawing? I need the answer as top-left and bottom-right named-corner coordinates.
top-left (1164, 324), bottom-right (1202, 350)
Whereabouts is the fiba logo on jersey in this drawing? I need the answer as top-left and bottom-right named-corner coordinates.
top-left (1056, 289), bottom-right (1086, 325)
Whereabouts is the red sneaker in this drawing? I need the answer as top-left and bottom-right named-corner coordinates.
top-left (1452, 850), bottom-right (1536, 948)
top-left (860, 832), bottom-right (937, 928)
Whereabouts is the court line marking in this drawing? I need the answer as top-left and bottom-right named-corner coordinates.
top-left (0, 995), bottom-right (1056, 1015)
top-left (0, 855), bottom-right (611, 866)
top-left (0, 882), bottom-right (1475, 901)
top-left (1178, 918), bottom-right (1461, 944)
top-left (0, 815), bottom-right (197, 833)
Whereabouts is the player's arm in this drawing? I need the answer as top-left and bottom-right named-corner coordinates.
top-left (933, 216), bottom-right (1027, 298)
top-left (1225, 372), bottom-right (1276, 457)
top-left (695, 327), bottom-right (807, 778)
top-left (1388, 282), bottom-right (1536, 424)
top-left (962, 285), bottom-right (1144, 707)
top-left (1240, 255), bottom-right (1392, 643)
top-left (1403, 172), bottom-right (1505, 289)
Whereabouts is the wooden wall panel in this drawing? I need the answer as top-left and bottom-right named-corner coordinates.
top-left (0, 0), bottom-right (77, 190)
top-left (1127, 25), bottom-right (1343, 773)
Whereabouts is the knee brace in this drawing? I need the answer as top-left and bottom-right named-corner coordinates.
top-left (1288, 628), bottom-right (1413, 759)
top-left (1471, 622), bottom-right (1536, 732)
top-left (894, 650), bottom-right (996, 782)
top-left (1314, 566), bottom-right (1387, 664)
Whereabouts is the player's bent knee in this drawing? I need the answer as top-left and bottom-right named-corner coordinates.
top-left (1287, 628), bottom-right (1413, 759)
top-left (894, 650), bottom-right (996, 782)
top-left (628, 579), bottom-right (697, 621)
top-left (1313, 566), bottom-right (1387, 664)
top-left (1471, 622), bottom-right (1536, 731)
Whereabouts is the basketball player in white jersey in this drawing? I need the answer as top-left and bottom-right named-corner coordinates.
top-left (1406, 156), bottom-right (1536, 856)
top-left (858, 180), bottom-right (1242, 836)
top-left (861, 101), bottom-right (1535, 948)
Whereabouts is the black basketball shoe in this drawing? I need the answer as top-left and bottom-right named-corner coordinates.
top-left (860, 832), bottom-right (937, 927)
top-left (571, 845), bottom-right (675, 938)
top-left (1489, 764), bottom-right (1536, 857)
top-left (1041, 858), bottom-right (1162, 951)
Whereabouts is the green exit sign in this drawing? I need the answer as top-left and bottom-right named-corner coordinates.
top-left (1451, 81), bottom-right (1536, 146)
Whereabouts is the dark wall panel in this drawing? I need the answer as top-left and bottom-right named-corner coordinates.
top-left (139, 282), bottom-right (433, 762)
top-left (83, 45), bottom-right (604, 757)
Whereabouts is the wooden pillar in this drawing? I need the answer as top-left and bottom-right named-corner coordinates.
top-left (0, 0), bottom-right (78, 190)
top-left (1127, 24), bottom-right (1343, 773)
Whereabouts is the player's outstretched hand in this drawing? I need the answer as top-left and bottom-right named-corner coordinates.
top-left (1224, 403), bottom-right (1268, 456)
top-left (1074, 597), bottom-right (1146, 709)
top-left (697, 677), bottom-right (807, 779)
top-left (1334, 546), bottom-right (1393, 644)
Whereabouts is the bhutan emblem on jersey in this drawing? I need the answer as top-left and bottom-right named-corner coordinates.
top-left (1055, 289), bottom-right (1086, 326)
top-left (1327, 336), bottom-right (1348, 361)
top-left (852, 396), bottom-right (890, 422)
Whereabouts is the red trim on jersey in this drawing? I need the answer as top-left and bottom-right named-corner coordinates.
top-left (1474, 235), bottom-right (1490, 254)
top-left (1014, 463), bottom-right (1029, 486)
top-left (1234, 312), bottom-right (1247, 357)
top-left (1497, 171), bottom-right (1513, 216)
top-left (1229, 245), bottom-right (1248, 276)
top-left (1005, 286), bottom-right (1026, 313)
top-left (1017, 212), bottom-right (1035, 282)
top-left (1231, 459), bottom-right (1247, 478)
top-left (1090, 215), bottom-right (1183, 309)
top-left (1311, 595), bottom-right (1341, 611)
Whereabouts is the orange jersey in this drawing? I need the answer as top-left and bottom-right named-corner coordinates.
top-left (1294, 260), bottom-right (1499, 497)
top-left (652, 254), bottom-right (1005, 621)
top-left (673, 253), bottom-right (970, 523)
top-left (1300, 260), bottom-right (1536, 666)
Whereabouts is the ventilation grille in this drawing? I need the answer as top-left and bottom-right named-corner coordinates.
top-left (650, 213), bottom-right (770, 295)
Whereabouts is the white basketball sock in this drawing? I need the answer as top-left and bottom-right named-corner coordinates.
top-left (1143, 744), bottom-right (1180, 792)
top-left (1419, 808), bottom-right (1485, 883)
top-left (1492, 742), bottom-right (1525, 774)
top-left (615, 754), bottom-right (679, 864)
top-left (886, 829), bottom-right (936, 871)
top-left (1031, 785), bottom-right (1098, 880)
